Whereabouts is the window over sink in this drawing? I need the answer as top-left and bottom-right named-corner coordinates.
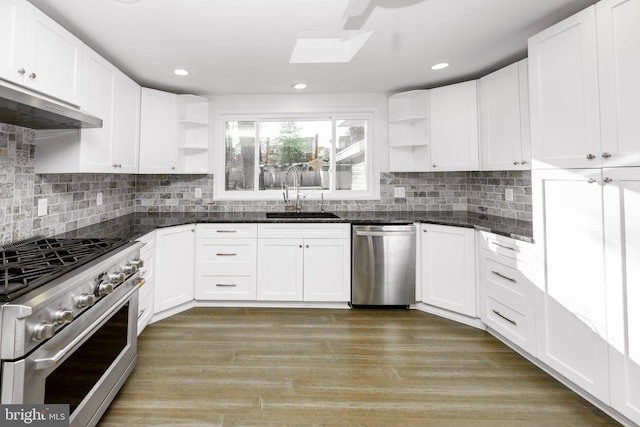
top-left (218, 114), bottom-right (372, 200)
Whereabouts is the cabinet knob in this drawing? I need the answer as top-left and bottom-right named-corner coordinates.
top-left (521, 160), bottom-right (527, 165)
top-left (587, 178), bottom-right (597, 184)
top-left (171, 166), bottom-right (176, 170)
top-left (17, 67), bottom-right (25, 75)
top-left (586, 153), bottom-right (596, 160)
top-left (29, 72), bottom-right (37, 80)
top-left (299, 245), bottom-right (303, 248)
top-left (602, 152), bottom-right (612, 158)
top-left (513, 161), bottom-right (520, 165)
top-left (305, 244), bottom-right (309, 248)
top-left (432, 164), bottom-right (437, 168)
top-left (603, 177), bottom-right (613, 184)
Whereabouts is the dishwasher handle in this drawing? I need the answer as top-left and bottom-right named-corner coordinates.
top-left (353, 225), bottom-right (416, 237)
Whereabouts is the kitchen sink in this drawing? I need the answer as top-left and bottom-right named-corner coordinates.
top-left (266, 211), bottom-right (340, 219)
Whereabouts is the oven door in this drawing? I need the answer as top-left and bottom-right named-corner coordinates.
top-left (1, 279), bottom-right (139, 427)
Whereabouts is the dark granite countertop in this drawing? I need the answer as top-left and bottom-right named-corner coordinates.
top-left (56, 211), bottom-right (533, 243)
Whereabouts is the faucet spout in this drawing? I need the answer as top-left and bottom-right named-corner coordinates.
top-left (284, 165), bottom-right (302, 211)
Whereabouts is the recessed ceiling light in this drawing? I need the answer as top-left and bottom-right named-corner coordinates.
top-left (431, 62), bottom-right (449, 70)
top-left (173, 69), bottom-right (189, 76)
top-left (292, 83), bottom-right (307, 90)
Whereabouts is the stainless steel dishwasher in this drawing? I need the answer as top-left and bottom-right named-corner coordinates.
top-left (351, 224), bottom-right (416, 307)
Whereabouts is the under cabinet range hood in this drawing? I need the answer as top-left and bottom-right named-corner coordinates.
top-left (0, 84), bottom-right (102, 130)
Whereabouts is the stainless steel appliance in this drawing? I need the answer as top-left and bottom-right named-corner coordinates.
top-left (351, 224), bottom-right (416, 306)
top-left (0, 83), bottom-right (102, 130)
top-left (0, 237), bottom-right (144, 427)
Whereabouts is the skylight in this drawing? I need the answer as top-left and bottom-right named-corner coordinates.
top-left (289, 31), bottom-right (373, 64)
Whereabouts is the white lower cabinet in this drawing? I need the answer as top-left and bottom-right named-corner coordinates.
top-left (602, 168), bottom-right (640, 423)
top-left (478, 232), bottom-right (538, 356)
top-left (136, 231), bottom-right (155, 335)
top-left (420, 224), bottom-right (476, 317)
top-left (153, 224), bottom-right (195, 314)
top-left (256, 224), bottom-right (350, 302)
top-left (533, 169), bottom-right (609, 402)
top-left (195, 224), bottom-right (257, 300)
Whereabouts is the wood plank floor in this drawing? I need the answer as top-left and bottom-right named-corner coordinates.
top-left (98, 307), bottom-right (620, 426)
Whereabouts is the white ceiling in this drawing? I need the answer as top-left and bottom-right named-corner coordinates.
top-left (29, 0), bottom-right (596, 96)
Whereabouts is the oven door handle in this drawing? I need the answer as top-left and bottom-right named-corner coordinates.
top-left (33, 285), bottom-right (138, 370)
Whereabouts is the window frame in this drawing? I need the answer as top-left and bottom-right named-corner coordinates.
top-left (214, 110), bottom-right (378, 201)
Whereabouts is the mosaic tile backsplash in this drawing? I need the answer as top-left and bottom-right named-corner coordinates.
top-left (0, 123), bottom-right (531, 245)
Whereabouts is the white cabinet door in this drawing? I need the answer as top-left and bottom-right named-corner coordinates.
top-left (603, 167), bottom-right (640, 424)
top-left (112, 72), bottom-right (140, 173)
top-left (154, 224), bottom-right (195, 313)
top-left (532, 169), bottom-right (609, 401)
top-left (139, 88), bottom-right (178, 173)
top-left (79, 49), bottom-right (115, 172)
top-left (429, 80), bottom-right (479, 171)
top-left (257, 238), bottom-right (304, 301)
top-left (528, 6), bottom-right (601, 169)
top-left (23, 3), bottom-right (83, 106)
top-left (303, 239), bottom-right (350, 302)
top-left (479, 60), bottom-right (530, 170)
top-left (597, 0), bottom-right (640, 168)
top-left (421, 224), bottom-right (476, 317)
top-left (0, 0), bottom-right (26, 83)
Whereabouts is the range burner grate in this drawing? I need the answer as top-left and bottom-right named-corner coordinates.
top-left (0, 237), bottom-right (128, 302)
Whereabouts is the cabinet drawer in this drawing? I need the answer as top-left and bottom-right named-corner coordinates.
top-left (258, 223), bottom-right (350, 239)
top-left (196, 239), bottom-right (256, 275)
top-left (478, 231), bottom-right (535, 262)
top-left (479, 250), bottom-right (536, 308)
top-left (482, 294), bottom-right (536, 356)
top-left (197, 223), bottom-right (258, 238)
top-left (195, 276), bottom-right (256, 300)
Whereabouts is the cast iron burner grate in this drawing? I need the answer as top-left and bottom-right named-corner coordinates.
top-left (0, 237), bottom-right (128, 302)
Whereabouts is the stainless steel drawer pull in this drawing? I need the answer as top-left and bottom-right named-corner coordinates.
top-left (138, 308), bottom-right (146, 319)
top-left (491, 270), bottom-right (516, 283)
top-left (491, 242), bottom-right (516, 251)
top-left (216, 253), bottom-right (237, 256)
top-left (216, 283), bottom-right (237, 287)
top-left (492, 310), bottom-right (517, 326)
top-left (216, 230), bottom-right (238, 233)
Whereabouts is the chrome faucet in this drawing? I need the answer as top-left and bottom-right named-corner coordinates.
top-left (283, 165), bottom-right (305, 213)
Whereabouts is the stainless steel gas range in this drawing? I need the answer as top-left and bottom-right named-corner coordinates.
top-left (0, 237), bottom-right (145, 427)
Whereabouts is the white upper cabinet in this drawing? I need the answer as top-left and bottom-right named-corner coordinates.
top-left (597, 0), bottom-right (640, 168)
top-left (33, 47), bottom-right (140, 173)
top-left (139, 88), bottom-right (210, 174)
top-left (529, 1), bottom-right (640, 169)
top-left (0, 0), bottom-right (84, 106)
top-left (429, 80), bottom-right (479, 171)
top-left (0, 0), bottom-right (26, 81)
top-left (139, 88), bottom-right (178, 173)
top-left (479, 59), bottom-right (531, 171)
top-left (528, 6), bottom-right (600, 169)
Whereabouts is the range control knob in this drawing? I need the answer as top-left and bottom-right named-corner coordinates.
top-left (55, 309), bottom-right (74, 325)
top-left (76, 293), bottom-right (96, 308)
top-left (33, 322), bottom-right (55, 341)
top-left (123, 263), bottom-right (138, 275)
top-left (130, 259), bottom-right (144, 269)
top-left (108, 272), bottom-right (125, 285)
top-left (96, 280), bottom-right (114, 297)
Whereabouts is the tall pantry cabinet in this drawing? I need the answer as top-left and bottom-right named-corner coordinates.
top-left (529, 0), bottom-right (640, 422)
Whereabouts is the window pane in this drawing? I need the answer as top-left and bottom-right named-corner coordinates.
top-left (259, 120), bottom-right (332, 191)
top-left (335, 119), bottom-right (367, 190)
top-left (225, 121), bottom-right (256, 191)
